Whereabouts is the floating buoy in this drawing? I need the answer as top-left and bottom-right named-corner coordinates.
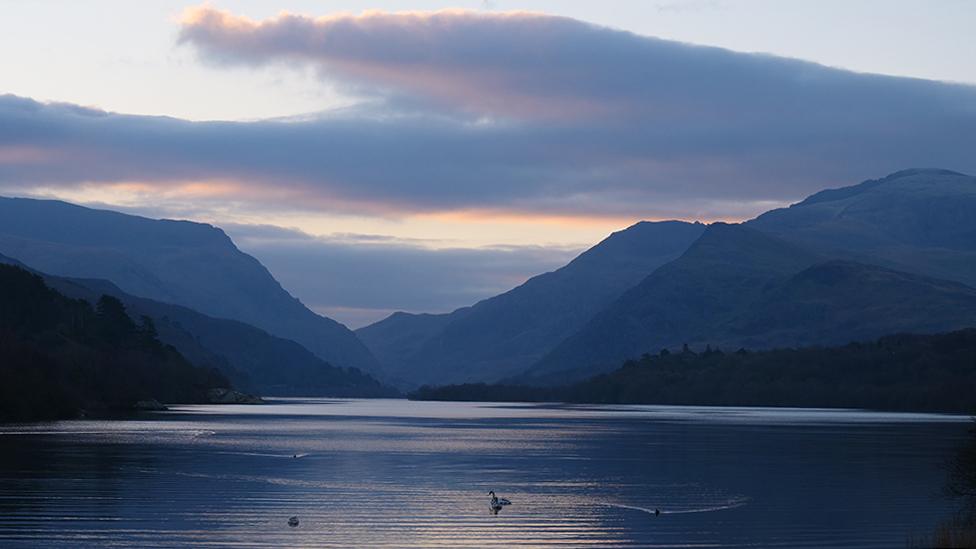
top-left (288, 516), bottom-right (299, 527)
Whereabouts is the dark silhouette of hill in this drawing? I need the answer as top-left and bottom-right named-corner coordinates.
top-left (411, 329), bottom-right (976, 414)
top-left (0, 254), bottom-right (394, 397)
top-left (357, 221), bottom-right (705, 388)
top-left (0, 197), bottom-right (380, 374)
top-left (0, 263), bottom-right (230, 421)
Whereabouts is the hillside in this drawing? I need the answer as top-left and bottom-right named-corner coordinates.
top-left (527, 223), bottom-right (976, 383)
top-left (0, 254), bottom-right (393, 397)
top-left (411, 329), bottom-right (976, 414)
top-left (357, 220), bottom-right (706, 387)
top-left (355, 311), bottom-right (461, 387)
top-left (365, 169), bottom-right (976, 388)
top-left (0, 263), bottom-right (230, 421)
top-left (526, 224), bottom-right (819, 380)
top-left (0, 197), bottom-right (380, 374)
top-left (748, 168), bottom-right (976, 286)
top-left (725, 260), bottom-right (976, 349)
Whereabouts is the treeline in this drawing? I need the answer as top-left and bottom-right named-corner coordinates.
top-left (410, 330), bottom-right (976, 413)
top-left (0, 264), bottom-right (229, 421)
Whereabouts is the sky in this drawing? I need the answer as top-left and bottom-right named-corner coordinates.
top-left (1, 1), bottom-right (975, 327)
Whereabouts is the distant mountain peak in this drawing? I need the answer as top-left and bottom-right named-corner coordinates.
top-left (882, 168), bottom-right (967, 181)
top-left (0, 196), bottom-right (235, 248)
top-left (628, 219), bottom-right (705, 228)
top-left (794, 168), bottom-right (971, 208)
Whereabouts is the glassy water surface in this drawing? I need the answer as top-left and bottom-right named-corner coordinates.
top-left (0, 399), bottom-right (969, 548)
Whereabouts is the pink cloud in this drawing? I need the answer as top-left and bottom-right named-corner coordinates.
top-left (178, 7), bottom-right (634, 120)
top-left (0, 146), bottom-right (53, 164)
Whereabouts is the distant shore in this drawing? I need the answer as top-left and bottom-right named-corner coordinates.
top-left (410, 329), bottom-right (976, 415)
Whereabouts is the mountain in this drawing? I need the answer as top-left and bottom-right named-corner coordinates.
top-left (525, 223), bottom-right (819, 380)
top-left (357, 220), bottom-right (706, 388)
top-left (0, 263), bottom-right (230, 421)
top-left (726, 260), bottom-right (976, 349)
top-left (0, 197), bottom-right (380, 374)
top-left (374, 169), bottom-right (976, 388)
top-left (526, 222), bottom-right (976, 383)
top-left (0, 254), bottom-right (393, 397)
top-left (748, 168), bottom-right (976, 286)
top-left (355, 311), bottom-right (460, 387)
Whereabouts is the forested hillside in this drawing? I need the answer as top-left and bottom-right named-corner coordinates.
top-left (0, 264), bottom-right (229, 421)
top-left (412, 329), bottom-right (976, 413)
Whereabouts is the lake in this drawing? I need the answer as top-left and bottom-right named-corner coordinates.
top-left (0, 399), bottom-right (970, 548)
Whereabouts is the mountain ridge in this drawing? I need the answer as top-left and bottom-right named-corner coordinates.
top-left (0, 253), bottom-right (394, 397)
top-left (357, 220), bottom-right (706, 388)
top-left (794, 168), bottom-right (967, 207)
top-left (524, 176), bottom-right (976, 384)
top-left (524, 223), bottom-right (823, 381)
top-left (0, 196), bottom-right (381, 375)
top-left (748, 168), bottom-right (976, 285)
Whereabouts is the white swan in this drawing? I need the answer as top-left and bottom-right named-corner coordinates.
top-left (488, 491), bottom-right (511, 511)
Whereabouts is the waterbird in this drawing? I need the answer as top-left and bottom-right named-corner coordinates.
top-left (288, 516), bottom-right (299, 527)
top-left (488, 491), bottom-right (511, 511)
top-left (489, 496), bottom-right (503, 514)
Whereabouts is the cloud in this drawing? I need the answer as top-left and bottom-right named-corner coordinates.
top-left (223, 223), bottom-right (582, 328)
top-left (178, 6), bottom-right (976, 125)
top-left (178, 7), bottom-right (621, 119)
top-left (1, 8), bottom-right (976, 223)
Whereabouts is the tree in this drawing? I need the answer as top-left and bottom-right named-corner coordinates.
top-left (95, 295), bottom-right (135, 345)
top-left (138, 315), bottom-right (161, 350)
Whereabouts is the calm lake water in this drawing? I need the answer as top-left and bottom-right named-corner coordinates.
top-left (0, 399), bottom-right (970, 548)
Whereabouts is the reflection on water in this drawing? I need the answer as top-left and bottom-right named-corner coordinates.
top-left (0, 399), bottom-right (969, 548)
